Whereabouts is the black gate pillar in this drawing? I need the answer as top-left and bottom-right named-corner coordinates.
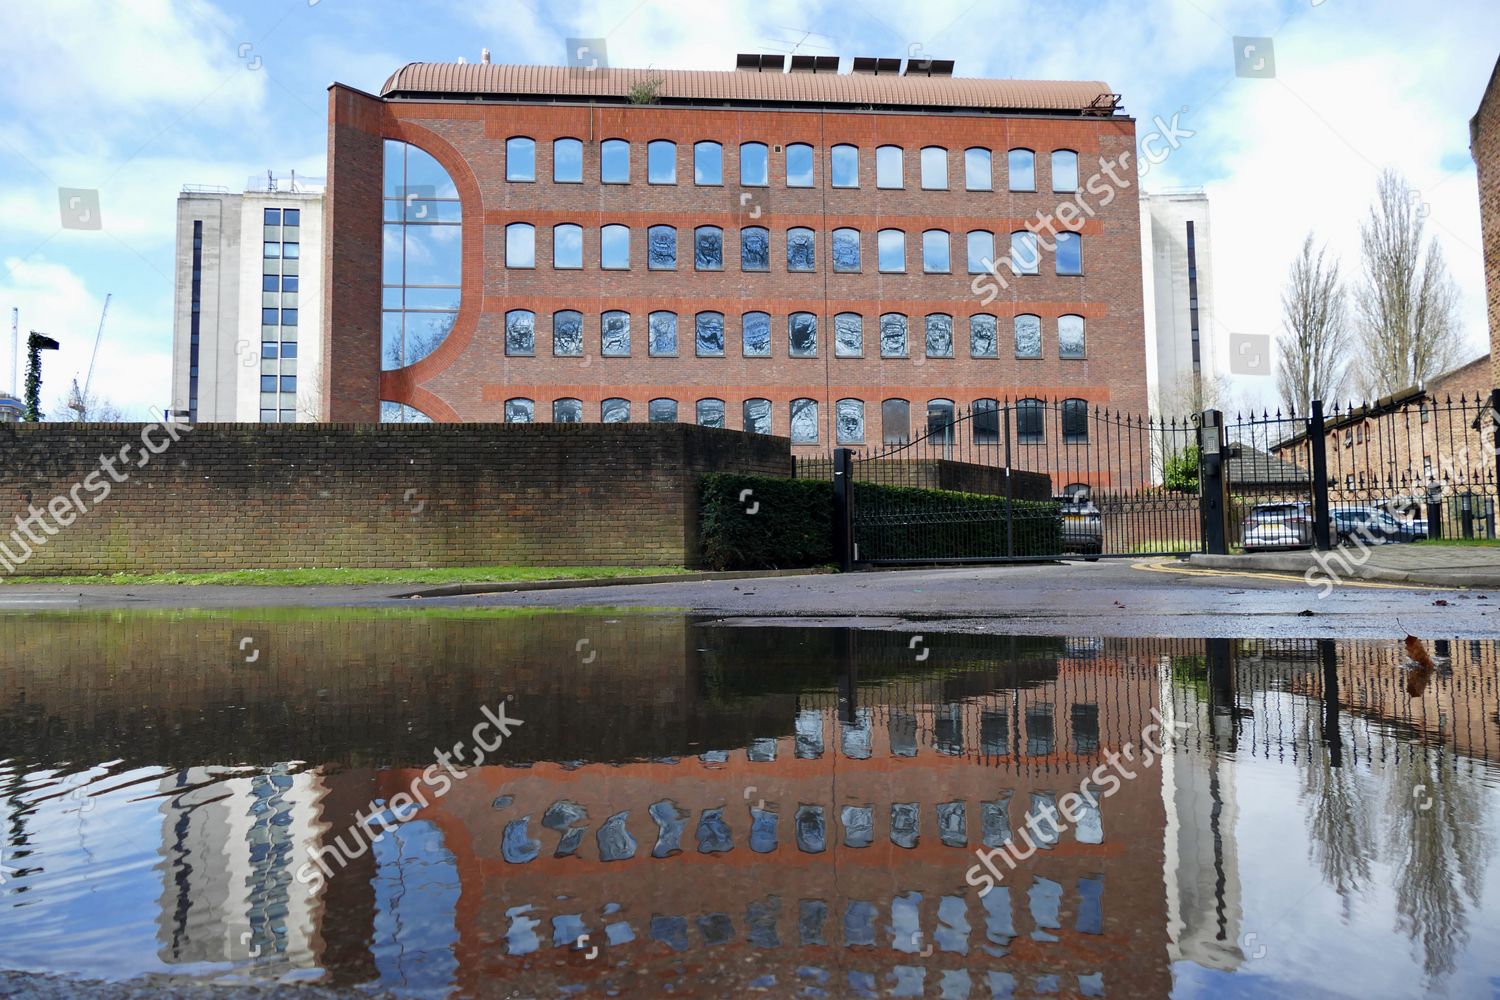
top-left (832, 447), bottom-right (855, 572)
top-left (1197, 410), bottom-right (1230, 555)
top-left (1309, 400), bottom-right (1332, 551)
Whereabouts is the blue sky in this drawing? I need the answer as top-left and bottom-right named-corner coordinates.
top-left (1, 0), bottom-right (1497, 418)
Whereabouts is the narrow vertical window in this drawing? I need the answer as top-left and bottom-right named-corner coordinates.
top-left (600, 139), bottom-right (629, 183)
top-left (740, 142), bottom-right (769, 186)
top-left (965, 147), bottom-right (992, 190)
top-left (785, 143), bottom-right (814, 187)
top-left (830, 144), bottom-right (859, 188)
top-left (505, 223), bottom-right (535, 268)
top-left (1059, 315), bottom-right (1086, 358)
top-left (790, 397), bottom-right (819, 443)
top-left (505, 137), bottom-right (535, 181)
top-left (553, 138), bottom-right (583, 182)
top-left (648, 311), bottom-right (677, 356)
top-left (836, 399), bottom-right (865, 444)
top-left (834, 313), bottom-right (862, 357)
top-left (694, 141), bottom-right (723, 185)
top-left (647, 140), bottom-right (677, 184)
top-left (787, 228), bottom-right (816, 271)
top-left (876, 145), bottom-right (903, 188)
top-left (1051, 150), bottom-right (1079, 192)
top-left (1008, 149), bottom-right (1035, 191)
top-left (695, 226), bottom-right (723, 270)
top-left (504, 309), bottom-right (535, 356)
top-left (920, 146), bottom-right (948, 189)
top-left (647, 225), bottom-right (677, 269)
top-left (1015, 314), bottom-right (1042, 358)
top-left (880, 313), bottom-right (908, 357)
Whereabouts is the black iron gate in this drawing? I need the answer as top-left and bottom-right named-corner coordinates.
top-left (800, 400), bottom-right (1206, 566)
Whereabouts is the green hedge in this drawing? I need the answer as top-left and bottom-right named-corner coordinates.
top-left (700, 473), bottom-right (1062, 569)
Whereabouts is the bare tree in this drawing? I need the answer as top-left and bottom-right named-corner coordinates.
top-left (49, 383), bottom-right (124, 422)
top-left (1351, 169), bottom-right (1463, 398)
top-left (1277, 234), bottom-right (1350, 412)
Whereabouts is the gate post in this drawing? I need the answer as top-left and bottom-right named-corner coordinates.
top-left (1197, 410), bottom-right (1230, 555)
top-left (1309, 400), bottom-right (1332, 551)
top-left (832, 447), bottom-right (855, 572)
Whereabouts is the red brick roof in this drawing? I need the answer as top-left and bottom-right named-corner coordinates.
top-left (379, 63), bottom-right (1117, 113)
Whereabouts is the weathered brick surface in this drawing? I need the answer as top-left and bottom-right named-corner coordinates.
top-left (329, 85), bottom-right (1150, 482)
top-left (1473, 60), bottom-right (1500, 389)
top-left (0, 422), bottom-right (790, 574)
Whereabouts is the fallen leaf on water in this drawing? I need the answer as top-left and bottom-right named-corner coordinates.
top-left (1297, 609), bottom-right (1315, 617)
top-left (1433, 599), bottom-right (1450, 607)
top-left (1405, 634), bottom-right (1436, 697)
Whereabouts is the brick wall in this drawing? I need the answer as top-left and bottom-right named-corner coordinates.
top-left (330, 88), bottom-right (1149, 484)
top-left (1473, 60), bottom-right (1500, 390)
top-left (0, 422), bottom-right (791, 574)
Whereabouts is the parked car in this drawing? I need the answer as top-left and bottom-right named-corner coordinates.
top-left (1331, 506), bottom-right (1426, 545)
top-left (1056, 493), bottom-right (1103, 558)
top-left (1242, 501), bottom-right (1316, 551)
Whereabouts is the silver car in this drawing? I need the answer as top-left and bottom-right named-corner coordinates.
top-left (1242, 501), bottom-right (1315, 551)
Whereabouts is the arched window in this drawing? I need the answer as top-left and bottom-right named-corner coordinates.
top-left (504, 309), bottom-right (535, 356)
top-left (1008, 148), bottom-right (1035, 191)
top-left (1062, 398), bottom-right (1089, 443)
top-left (695, 312), bottom-right (725, 356)
top-left (787, 227), bottom-right (816, 271)
top-left (601, 224), bottom-right (630, 269)
top-left (743, 398), bottom-right (772, 434)
top-left (834, 312), bottom-right (862, 357)
top-left (927, 398), bottom-right (956, 443)
top-left (920, 146), bottom-right (948, 189)
top-left (973, 398), bottom-right (1000, 444)
top-left (832, 228), bottom-right (860, 271)
top-left (1056, 232), bottom-right (1082, 275)
top-left (970, 314), bottom-right (998, 358)
top-left (879, 313), bottom-right (908, 357)
top-left (1014, 314), bottom-right (1042, 358)
top-left (831, 144), bottom-right (859, 188)
top-left (649, 398), bottom-right (679, 422)
top-left (788, 312), bottom-right (817, 357)
top-left (967, 231), bottom-right (994, 274)
top-left (742, 311), bottom-right (771, 356)
top-left (739, 142), bottom-right (769, 186)
top-left (790, 397), bottom-right (819, 443)
top-left (697, 398), bottom-right (726, 428)
top-left (741, 226), bottom-right (770, 271)
top-left (600, 139), bottom-right (629, 183)
top-left (695, 226), bottom-right (723, 270)
top-left (648, 311), bottom-right (677, 356)
top-left (836, 399), bottom-right (865, 444)
top-left (647, 225), bottom-right (677, 269)
top-left (505, 223), bottom-right (535, 268)
top-left (965, 147), bottom-right (992, 190)
top-left (1051, 149), bottom-right (1079, 192)
top-left (694, 141), bottom-right (723, 185)
top-left (1010, 231), bottom-right (1039, 275)
top-left (922, 230), bottom-right (950, 273)
top-left (553, 138), bottom-right (583, 183)
top-left (1017, 398), bottom-right (1045, 444)
top-left (882, 399), bottom-right (910, 444)
top-left (925, 314), bottom-right (954, 358)
top-left (647, 140), bottom-right (677, 184)
top-left (382, 140), bottom-right (461, 371)
top-left (786, 143), bottom-right (814, 187)
top-left (601, 310), bottom-right (630, 356)
top-left (878, 229), bottom-right (905, 272)
top-left (876, 145), bottom-right (903, 188)
top-left (505, 137), bottom-right (535, 181)
top-left (1059, 315), bottom-right (1086, 359)
top-left (553, 223), bottom-right (582, 269)
top-left (601, 397), bottom-right (631, 423)
top-left (552, 310), bottom-right (583, 356)
top-left (553, 398), bottom-right (583, 423)
top-left (504, 397), bottom-right (534, 423)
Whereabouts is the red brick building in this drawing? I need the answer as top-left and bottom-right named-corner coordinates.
top-left (324, 58), bottom-right (1148, 456)
top-left (1473, 54), bottom-right (1500, 389)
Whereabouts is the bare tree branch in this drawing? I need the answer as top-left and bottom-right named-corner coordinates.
top-left (1277, 232), bottom-right (1350, 412)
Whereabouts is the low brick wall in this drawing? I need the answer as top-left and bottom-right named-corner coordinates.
top-left (0, 422), bottom-right (792, 574)
top-left (797, 457), bottom-right (1052, 501)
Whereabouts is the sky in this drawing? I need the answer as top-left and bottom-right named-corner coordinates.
top-left (1, 0), bottom-right (1496, 419)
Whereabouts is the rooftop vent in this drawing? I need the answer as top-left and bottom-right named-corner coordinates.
top-left (851, 56), bottom-right (902, 75)
top-left (735, 52), bottom-right (786, 72)
top-left (901, 58), bottom-right (954, 77)
top-left (788, 54), bottom-right (838, 73)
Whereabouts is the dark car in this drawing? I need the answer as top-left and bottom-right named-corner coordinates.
top-left (1056, 494), bottom-right (1103, 558)
top-left (1330, 506), bottom-right (1426, 546)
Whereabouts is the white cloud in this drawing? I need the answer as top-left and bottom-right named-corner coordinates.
top-left (0, 257), bottom-right (170, 420)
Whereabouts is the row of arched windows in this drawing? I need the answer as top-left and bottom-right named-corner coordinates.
top-left (504, 224), bottom-right (1082, 275)
top-left (501, 309), bottom-right (1086, 360)
top-left (499, 396), bottom-right (1091, 446)
top-left (504, 137), bottom-right (1081, 192)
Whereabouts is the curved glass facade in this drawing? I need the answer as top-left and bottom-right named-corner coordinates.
top-left (382, 141), bottom-right (462, 371)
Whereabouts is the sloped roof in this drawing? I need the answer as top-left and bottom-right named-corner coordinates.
top-left (1229, 444), bottom-right (1310, 486)
top-left (378, 63), bottom-right (1118, 114)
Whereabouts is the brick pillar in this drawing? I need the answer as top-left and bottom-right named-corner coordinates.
top-left (1472, 60), bottom-right (1500, 390)
top-left (322, 84), bottom-right (386, 422)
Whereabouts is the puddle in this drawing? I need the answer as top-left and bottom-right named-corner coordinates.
top-left (1, 610), bottom-right (1498, 996)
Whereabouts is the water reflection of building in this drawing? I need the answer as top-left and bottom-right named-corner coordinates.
top-left (153, 766), bottom-right (326, 968)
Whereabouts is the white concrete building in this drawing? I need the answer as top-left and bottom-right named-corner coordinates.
top-left (1141, 189), bottom-right (1218, 417)
top-left (171, 175), bottom-right (325, 422)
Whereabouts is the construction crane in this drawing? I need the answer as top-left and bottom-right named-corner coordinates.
top-left (67, 293), bottom-right (110, 419)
